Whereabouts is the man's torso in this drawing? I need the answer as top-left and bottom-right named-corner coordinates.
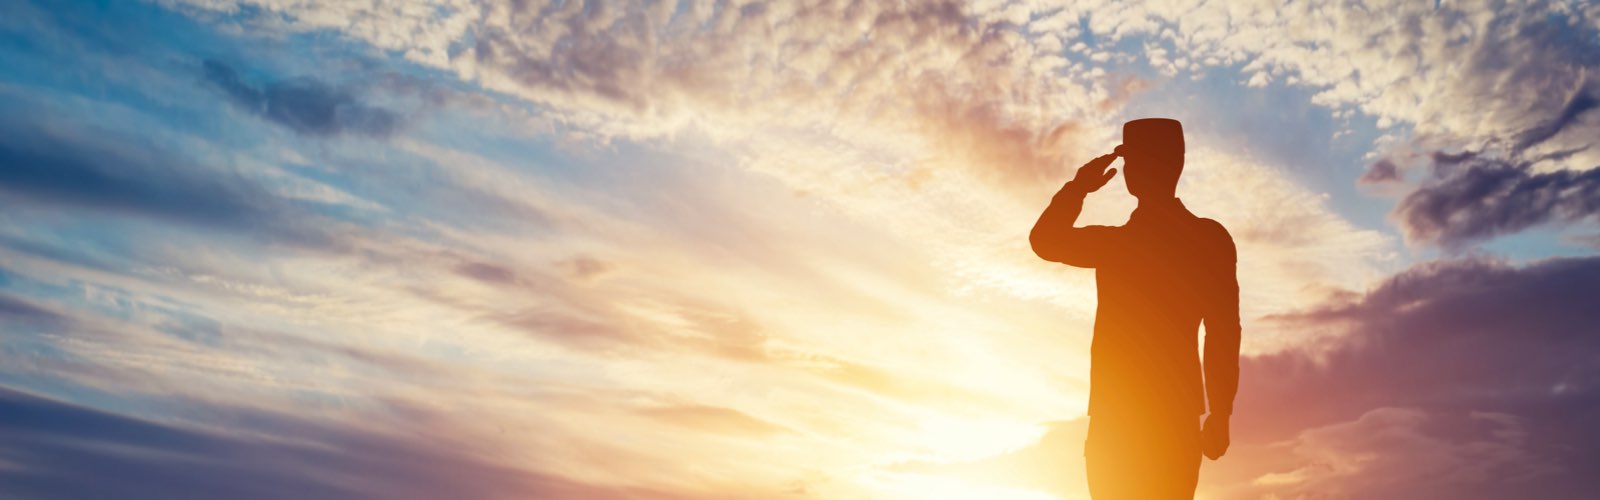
top-left (1087, 201), bottom-right (1229, 417)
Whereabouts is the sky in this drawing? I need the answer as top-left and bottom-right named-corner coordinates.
top-left (0, 0), bottom-right (1598, 498)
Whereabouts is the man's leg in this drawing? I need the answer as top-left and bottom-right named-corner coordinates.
top-left (1084, 417), bottom-right (1132, 500)
top-left (1084, 413), bottom-right (1201, 500)
top-left (1151, 414), bottom-right (1202, 499)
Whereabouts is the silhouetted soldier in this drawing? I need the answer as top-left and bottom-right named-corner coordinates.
top-left (1030, 118), bottom-right (1240, 499)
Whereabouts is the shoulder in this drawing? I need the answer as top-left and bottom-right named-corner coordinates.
top-left (1193, 217), bottom-right (1236, 256)
top-left (1194, 217), bottom-right (1232, 239)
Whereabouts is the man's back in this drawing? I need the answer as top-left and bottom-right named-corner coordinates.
top-left (1083, 198), bottom-right (1237, 418)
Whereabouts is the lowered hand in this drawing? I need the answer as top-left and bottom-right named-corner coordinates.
top-left (1202, 414), bottom-right (1230, 460)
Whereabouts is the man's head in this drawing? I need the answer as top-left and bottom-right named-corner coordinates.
top-left (1114, 118), bottom-right (1184, 200)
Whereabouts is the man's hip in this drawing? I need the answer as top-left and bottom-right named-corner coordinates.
top-left (1084, 412), bottom-right (1202, 500)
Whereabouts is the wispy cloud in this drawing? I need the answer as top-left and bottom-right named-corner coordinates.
top-left (0, 385), bottom-right (710, 500)
top-left (0, 116), bottom-right (287, 229)
top-left (201, 59), bottom-right (401, 138)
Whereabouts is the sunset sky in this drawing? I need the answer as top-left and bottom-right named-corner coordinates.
top-left (2, 0), bottom-right (1598, 498)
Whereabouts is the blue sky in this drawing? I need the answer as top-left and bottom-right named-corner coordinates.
top-left (2, 0), bottom-right (1599, 498)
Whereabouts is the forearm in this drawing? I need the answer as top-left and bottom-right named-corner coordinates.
top-left (1203, 320), bottom-right (1240, 415)
top-left (1029, 182), bottom-right (1090, 263)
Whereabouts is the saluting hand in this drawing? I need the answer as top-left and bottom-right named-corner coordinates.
top-left (1067, 153), bottom-right (1120, 193)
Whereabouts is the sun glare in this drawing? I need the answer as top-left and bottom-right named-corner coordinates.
top-left (910, 416), bottom-right (1050, 462)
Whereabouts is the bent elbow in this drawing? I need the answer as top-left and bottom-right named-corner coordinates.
top-left (1030, 232), bottom-right (1062, 262)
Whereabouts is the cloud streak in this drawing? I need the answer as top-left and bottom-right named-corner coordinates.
top-left (201, 59), bottom-right (400, 138)
top-left (0, 118), bottom-right (282, 229)
top-left (0, 385), bottom-right (701, 500)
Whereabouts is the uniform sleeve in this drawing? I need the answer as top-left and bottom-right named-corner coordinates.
top-left (1030, 186), bottom-right (1126, 268)
top-left (1202, 220), bottom-right (1241, 415)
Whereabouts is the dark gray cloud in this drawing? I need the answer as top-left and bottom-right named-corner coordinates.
top-left (1358, 158), bottom-right (1401, 185)
top-left (0, 385), bottom-right (696, 500)
top-left (1248, 256), bottom-right (1600, 423)
top-left (0, 117), bottom-right (342, 249)
top-left (1393, 153), bottom-right (1600, 248)
top-left (0, 292), bottom-right (68, 329)
top-left (1232, 256), bottom-right (1600, 498)
top-left (1514, 85), bottom-right (1600, 152)
top-left (202, 59), bottom-right (399, 138)
top-left (0, 121), bottom-right (277, 228)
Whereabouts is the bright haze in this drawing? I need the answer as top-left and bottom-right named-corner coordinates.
top-left (1, 1), bottom-right (1598, 499)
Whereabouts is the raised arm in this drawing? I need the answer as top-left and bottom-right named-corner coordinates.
top-left (1030, 153), bottom-right (1120, 267)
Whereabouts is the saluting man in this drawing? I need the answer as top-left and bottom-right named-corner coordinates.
top-left (1030, 118), bottom-right (1241, 500)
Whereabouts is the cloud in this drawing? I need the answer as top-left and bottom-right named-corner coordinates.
top-left (0, 385), bottom-right (698, 500)
top-left (556, 255), bottom-right (617, 283)
top-left (1391, 152), bottom-right (1600, 247)
top-left (1369, 75), bottom-right (1600, 247)
top-left (1108, 0), bottom-right (1598, 150)
top-left (0, 292), bottom-right (68, 328)
top-left (1513, 83), bottom-right (1600, 152)
top-left (0, 114), bottom-right (350, 251)
top-left (1248, 407), bottom-right (1558, 499)
top-left (1223, 255), bottom-right (1600, 498)
top-left (632, 403), bottom-right (791, 436)
top-left (1246, 256), bottom-right (1600, 419)
top-left (1358, 158), bottom-right (1402, 185)
top-left (174, 0), bottom-right (1112, 188)
top-left (451, 260), bottom-right (519, 285)
top-left (201, 59), bottom-right (400, 138)
top-left (0, 118), bottom-right (278, 228)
